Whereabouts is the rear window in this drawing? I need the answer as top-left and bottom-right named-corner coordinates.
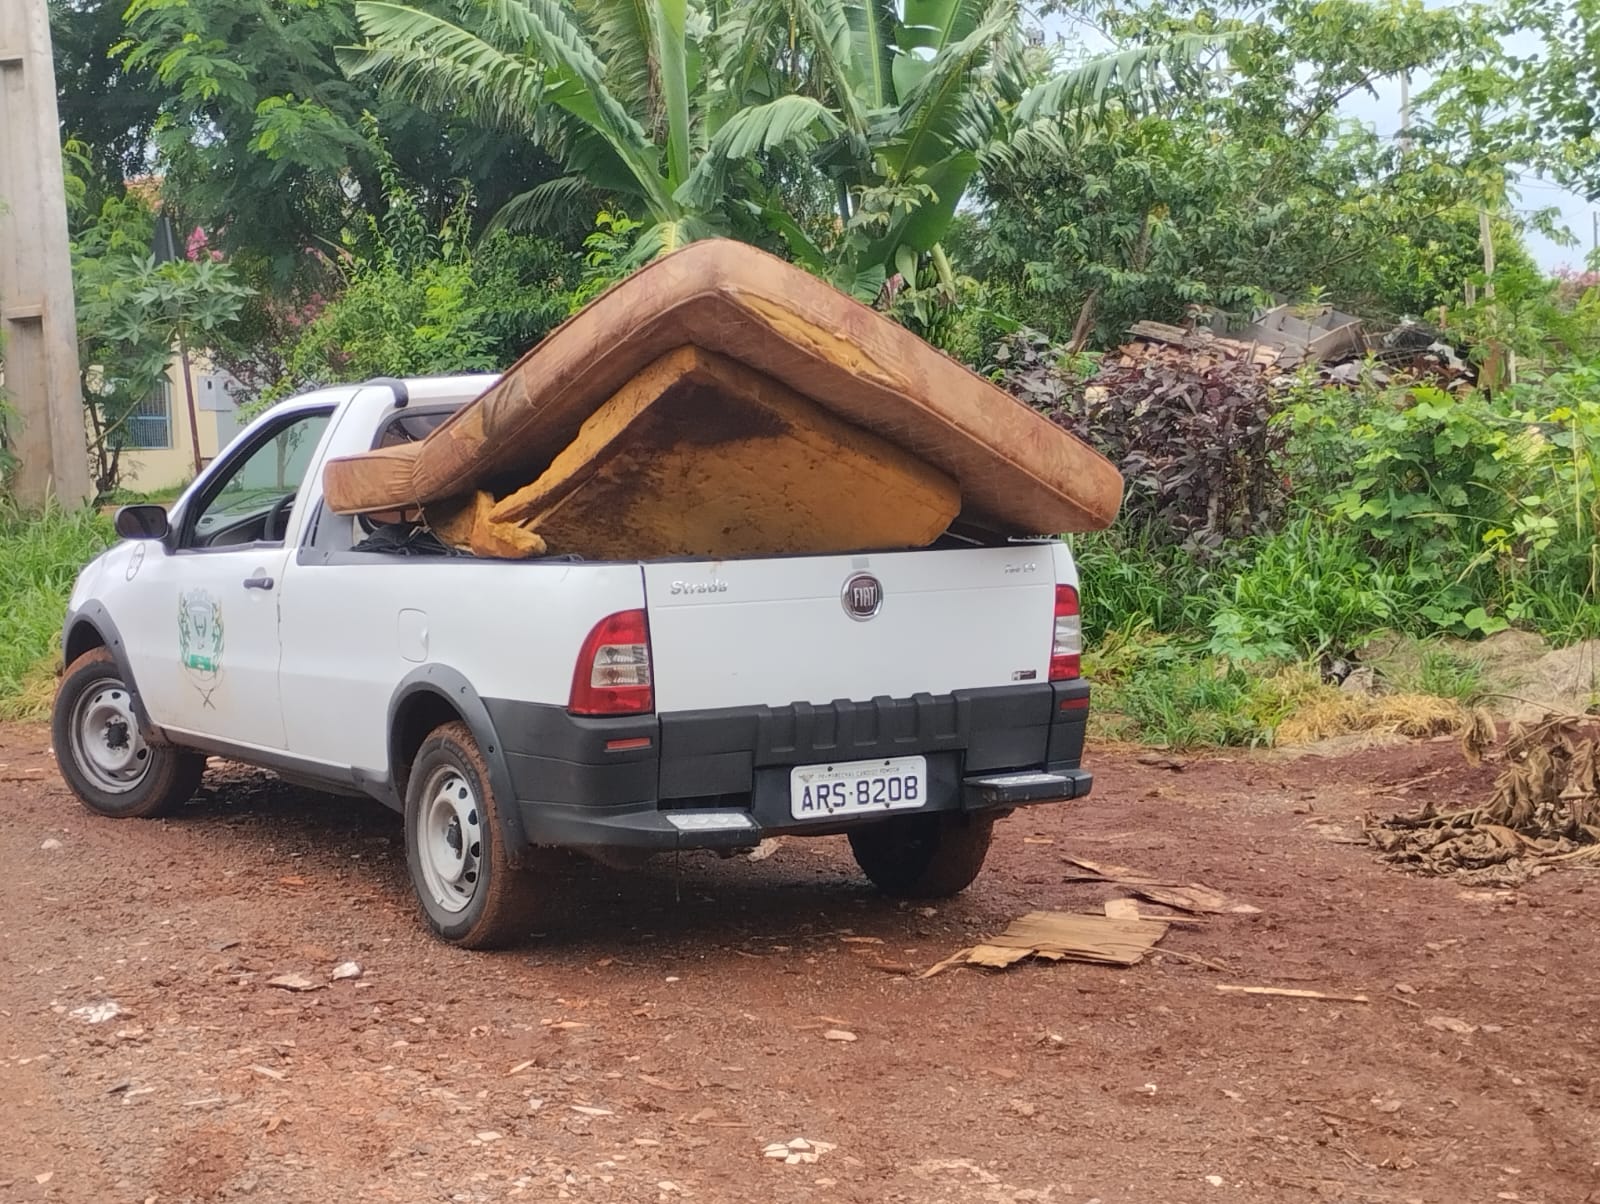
top-left (375, 408), bottom-right (456, 449)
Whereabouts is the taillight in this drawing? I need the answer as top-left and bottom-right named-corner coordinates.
top-left (569, 609), bottom-right (654, 715)
top-left (1049, 584), bottom-right (1081, 681)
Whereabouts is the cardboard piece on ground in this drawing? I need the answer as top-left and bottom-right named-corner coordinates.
top-left (488, 347), bottom-right (959, 560)
top-left (921, 911), bottom-right (1169, 977)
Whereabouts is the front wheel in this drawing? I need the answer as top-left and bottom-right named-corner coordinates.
top-left (52, 649), bottom-right (205, 818)
top-left (848, 812), bottom-right (995, 899)
top-left (404, 721), bottom-right (541, 949)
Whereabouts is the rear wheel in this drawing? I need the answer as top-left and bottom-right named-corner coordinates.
top-left (52, 649), bottom-right (204, 818)
top-left (848, 812), bottom-right (995, 899)
top-left (404, 721), bottom-right (541, 949)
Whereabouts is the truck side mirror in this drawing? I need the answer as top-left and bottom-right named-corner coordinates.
top-left (114, 504), bottom-right (170, 541)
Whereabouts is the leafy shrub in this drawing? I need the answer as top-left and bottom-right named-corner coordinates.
top-left (70, 183), bottom-right (251, 497)
top-left (269, 144), bottom-right (584, 397)
top-left (1283, 374), bottom-right (1592, 639)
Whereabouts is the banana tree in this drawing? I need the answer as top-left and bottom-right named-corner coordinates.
top-left (346, 0), bottom-right (1207, 294)
top-left (759, 0), bottom-right (1212, 304)
top-left (344, 0), bottom-right (846, 259)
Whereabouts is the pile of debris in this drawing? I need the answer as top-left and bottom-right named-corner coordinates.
top-left (1366, 716), bottom-right (1600, 884)
top-left (1126, 301), bottom-right (1366, 372)
top-left (1119, 309), bottom-right (1473, 391)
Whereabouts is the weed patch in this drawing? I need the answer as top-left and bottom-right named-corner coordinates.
top-left (0, 503), bottom-right (114, 720)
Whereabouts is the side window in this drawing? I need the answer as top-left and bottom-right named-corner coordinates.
top-left (187, 412), bottom-right (331, 549)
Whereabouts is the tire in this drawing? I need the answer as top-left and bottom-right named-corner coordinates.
top-left (404, 721), bottom-right (540, 949)
top-left (848, 812), bottom-right (996, 899)
top-left (52, 648), bottom-right (204, 819)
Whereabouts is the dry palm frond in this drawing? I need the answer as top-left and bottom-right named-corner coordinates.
top-left (1368, 715), bottom-right (1600, 883)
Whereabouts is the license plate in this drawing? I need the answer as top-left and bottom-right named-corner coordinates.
top-left (790, 756), bottom-right (928, 821)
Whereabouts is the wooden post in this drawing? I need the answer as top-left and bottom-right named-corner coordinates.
top-left (1477, 207), bottom-right (1515, 389)
top-left (0, 0), bottom-right (92, 506)
top-left (1479, 208), bottom-right (1496, 301)
top-left (176, 330), bottom-right (203, 477)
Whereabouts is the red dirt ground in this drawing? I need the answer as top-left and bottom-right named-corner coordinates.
top-left (1, 722), bottom-right (1596, 1204)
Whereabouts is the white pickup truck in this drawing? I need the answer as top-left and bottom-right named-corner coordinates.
top-left (55, 376), bottom-right (1094, 947)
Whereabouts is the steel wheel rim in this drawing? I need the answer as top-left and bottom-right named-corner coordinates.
top-left (71, 681), bottom-right (151, 794)
top-left (417, 766), bottom-right (483, 914)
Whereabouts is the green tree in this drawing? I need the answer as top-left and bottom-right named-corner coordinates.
top-left (972, 0), bottom-right (1536, 344)
top-left (779, 0), bottom-right (1208, 301)
top-left (270, 156), bottom-right (582, 394)
top-left (70, 186), bottom-right (251, 496)
top-left (117, 0), bottom-right (565, 283)
top-left (1438, 0), bottom-right (1600, 203)
top-left (51, 0), bottom-right (163, 185)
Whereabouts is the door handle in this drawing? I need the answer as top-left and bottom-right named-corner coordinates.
top-left (243, 575), bottom-right (275, 590)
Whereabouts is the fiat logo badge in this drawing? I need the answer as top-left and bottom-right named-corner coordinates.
top-left (841, 573), bottom-right (883, 621)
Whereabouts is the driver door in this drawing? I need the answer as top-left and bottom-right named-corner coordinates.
top-left (122, 409), bottom-right (332, 750)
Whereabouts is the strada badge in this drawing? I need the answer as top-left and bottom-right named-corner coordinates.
top-left (669, 578), bottom-right (729, 596)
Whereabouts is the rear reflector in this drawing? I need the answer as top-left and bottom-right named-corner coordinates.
top-left (569, 609), bottom-right (654, 715)
top-left (1049, 584), bottom-right (1082, 681)
top-left (604, 736), bottom-right (653, 751)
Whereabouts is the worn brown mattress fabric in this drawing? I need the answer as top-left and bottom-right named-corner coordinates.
top-left (322, 239), bottom-right (1123, 553)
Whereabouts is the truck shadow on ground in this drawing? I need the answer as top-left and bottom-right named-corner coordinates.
top-left (179, 762), bottom-right (972, 954)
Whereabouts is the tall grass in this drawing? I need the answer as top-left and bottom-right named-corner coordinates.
top-left (1067, 530), bottom-right (1211, 643)
top-left (0, 502), bottom-right (114, 719)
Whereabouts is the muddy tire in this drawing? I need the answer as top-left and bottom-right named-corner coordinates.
top-left (52, 649), bottom-right (204, 819)
top-left (404, 721), bottom-right (540, 949)
top-left (848, 812), bottom-right (995, 899)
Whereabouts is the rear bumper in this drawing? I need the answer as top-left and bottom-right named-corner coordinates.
top-left (484, 681), bottom-right (1092, 852)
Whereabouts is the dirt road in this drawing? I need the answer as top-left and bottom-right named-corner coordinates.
top-left (2, 721), bottom-right (1596, 1204)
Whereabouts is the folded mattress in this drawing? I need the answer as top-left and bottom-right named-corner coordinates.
top-left (322, 239), bottom-right (1123, 544)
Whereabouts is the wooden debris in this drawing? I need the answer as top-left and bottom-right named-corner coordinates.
top-left (922, 911), bottom-right (1169, 977)
top-left (266, 973), bottom-right (320, 993)
top-left (1062, 856), bottom-right (1167, 884)
top-left (1063, 856), bottom-right (1249, 914)
top-left (638, 1074), bottom-right (689, 1092)
top-left (1215, 985), bottom-right (1370, 1004)
top-left (1125, 882), bottom-right (1231, 915)
top-left (1126, 303), bottom-right (1366, 372)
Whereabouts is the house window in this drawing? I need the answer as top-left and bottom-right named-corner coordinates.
top-left (125, 380), bottom-right (172, 450)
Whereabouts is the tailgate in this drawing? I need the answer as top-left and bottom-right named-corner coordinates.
top-left (642, 548), bottom-right (1057, 712)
